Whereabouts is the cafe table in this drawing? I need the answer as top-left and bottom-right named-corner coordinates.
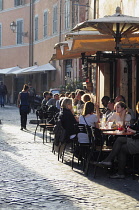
top-left (100, 129), bottom-right (134, 148)
top-left (102, 130), bottom-right (134, 136)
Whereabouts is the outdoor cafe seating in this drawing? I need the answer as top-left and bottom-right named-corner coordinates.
top-left (58, 119), bottom-right (139, 179)
top-left (32, 103), bottom-right (139, 179)
top-left (34, 105), bottom-right (57, 143)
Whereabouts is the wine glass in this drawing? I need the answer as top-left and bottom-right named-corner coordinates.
top-left (125, 121), bottom-right (130, 132)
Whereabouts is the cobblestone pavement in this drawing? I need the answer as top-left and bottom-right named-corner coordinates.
top-left (0, 105), bottom-right (139, 210)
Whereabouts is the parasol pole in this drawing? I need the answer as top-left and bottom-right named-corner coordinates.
top-left (115, 7), bottom-right (122, 54)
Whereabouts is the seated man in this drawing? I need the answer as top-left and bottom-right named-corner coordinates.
top-left (105, 98), bottom-right (115, 121)
top-left (46, 93), bottom-right (59, 107)
top-left (42, 91), bottom-right (50, 105)
top-left (101, 96), bottom-right (110, 114)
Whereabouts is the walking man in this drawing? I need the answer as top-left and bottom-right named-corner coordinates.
top-left (0, 81), bottom-right (8, 107)
top-left (28, 82), bottom-right (36, 113)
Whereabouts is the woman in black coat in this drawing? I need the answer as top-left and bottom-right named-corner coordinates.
top-left (59, 98), bottom-right (78, 139)
top-left (17, 84), bottom-right (30, 130)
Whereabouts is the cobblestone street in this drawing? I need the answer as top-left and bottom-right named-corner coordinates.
top-left (0, 105), bottom-right (139, 210)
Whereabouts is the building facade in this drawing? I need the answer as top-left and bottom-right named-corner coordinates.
top-left (0, 0), bottom-right (88, 102)
top-left (0, 0), bottom-right (139, 113)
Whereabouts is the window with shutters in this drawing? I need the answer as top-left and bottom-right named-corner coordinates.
top-left (14, 0), bottom-right (24, 6)
top-left (44, 10), bottom-right (48, 38)
top-left (34, 16), bottom-right (38, 41)
top-left (53, 5), bottom-right (58, 34)
top-left (17, 20), bottom-right (23, 44)
top-left (0, 24), bottom-right (2, 47)
top-left (65, 0), bottom-right (70, 30)
top-left (0, 0), bottom-right (3, 10)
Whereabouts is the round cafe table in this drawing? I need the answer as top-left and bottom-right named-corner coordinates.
top-left (102, 130), bottom-right (134, 136)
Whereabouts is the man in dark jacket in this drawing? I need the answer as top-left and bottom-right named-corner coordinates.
top-left (0, 81), bottom-right (7, 107)
top-left (28, 82), bottom-right (36, 113)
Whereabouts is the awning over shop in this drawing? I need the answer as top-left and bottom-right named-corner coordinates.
top-left (23, 63), bottom-right (56, 74)
top-left (51, 39), bottom-right (96, 61)
top-left (8, 63), bottom-right (56, 75)
top-left (0, 66), bottom-right (21, 75)
top-left (11, 65), bottom-right (38, 75)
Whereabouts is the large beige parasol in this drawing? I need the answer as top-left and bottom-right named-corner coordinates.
top-left (72, 7), bottom-right (139, 53)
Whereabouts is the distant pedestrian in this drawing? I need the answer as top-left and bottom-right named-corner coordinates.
top-left (17, 84), bottom-right (30, 130)
top-left (28, 82), bottom-right (36, 113)
top-left (0, 81), bottom-right (8, 107)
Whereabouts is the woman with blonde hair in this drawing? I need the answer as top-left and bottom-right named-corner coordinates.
top-left (59, 98), bottom-right (78, 140)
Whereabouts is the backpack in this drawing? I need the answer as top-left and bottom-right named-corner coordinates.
top-left (53, 120), bottom-right (66, 146)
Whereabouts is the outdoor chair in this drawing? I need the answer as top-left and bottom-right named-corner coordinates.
top-left (34, 108), bottom-right (56, 143)
top-left (71, 124), bottom-right (92, 171)
top-left (126, 153), bottom-right (139, 180)
top-left (84, 127), bottom-right (112, 178)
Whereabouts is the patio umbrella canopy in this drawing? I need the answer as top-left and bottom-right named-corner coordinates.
top-left (72, 7), bottom-right (139, 53)
top-left (66, 31), bottom-right (139, 53)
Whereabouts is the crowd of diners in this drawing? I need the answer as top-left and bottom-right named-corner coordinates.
top-left (41, 90), bottom-right (139, 179)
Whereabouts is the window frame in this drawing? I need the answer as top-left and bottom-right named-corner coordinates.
top-left (0, 23), bottom-right (2, 47)
top-left (52, 4), bottom-right (58, 34)
top-left (34, 15), bottom-right (38, 41)
top-left (43, 10), bottom-right (48, 38)
top-left (64, 0), bottom-right (70, 30)
top-left (16, 19), bottom-right (23, 45)
top-left (0, 0), bottom-right (3, 11)
top-left (14, 0), bottom-right (24, 7)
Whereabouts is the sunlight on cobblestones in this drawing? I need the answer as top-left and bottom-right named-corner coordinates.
top-left (0, 106), bottom-right (139, 209)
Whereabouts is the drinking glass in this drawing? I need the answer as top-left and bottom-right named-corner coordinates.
top-left (125, 121), bottom-right (130, 132)
top-left (117, 121), bottom-right (124, 131)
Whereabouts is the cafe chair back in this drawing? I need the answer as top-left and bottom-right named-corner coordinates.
top-left (84, 127), bottom-right (103, 176)
top-left (34, 106), bottom-right (58, 143)
top-left (71, 124), bottom-right (92, 171)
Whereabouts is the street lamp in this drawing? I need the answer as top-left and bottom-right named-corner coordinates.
top-left (10, 21), bottom-right (28, 37)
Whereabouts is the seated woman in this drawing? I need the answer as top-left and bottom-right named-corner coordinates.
top-left (78, 101), bottom-right (99, 143)
top-left (59, 98), bottom-right (78, 140)
top-left (99, 102), bottom-right (139, 179)
top-left (81, 93), bottom-right (91, 103)
top-left (107, 101), bottom-right (131, 126)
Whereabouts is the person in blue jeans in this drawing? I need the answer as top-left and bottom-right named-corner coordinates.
top-left (17, 84), bottom-right (30, 130)
top-left (99, 102), bottom-right (139, 179)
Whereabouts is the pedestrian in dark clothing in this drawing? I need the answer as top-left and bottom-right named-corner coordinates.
top-left (0, 81), bottom-right (8, 107)
top-left (28, 82), bottom-right (36, 113)
top-left (17, 84), bottom-right (30, 130)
